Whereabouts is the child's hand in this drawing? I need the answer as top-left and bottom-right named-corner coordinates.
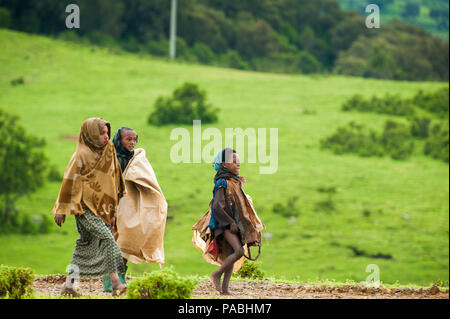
top-left (240, 177), bottom-right (247, 185)
top-left (54, 214), bottom-right (66, 227)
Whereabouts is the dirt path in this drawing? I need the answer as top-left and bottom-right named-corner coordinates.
top-left (32, 275), bottom-right (449, 299)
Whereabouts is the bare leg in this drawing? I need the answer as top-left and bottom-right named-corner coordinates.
top-left (210, 230), bottom-right (243, 294)
top-left (110, 272), bottom-right (127, 296)
top-left (221, 263), bottom-right (234, 295)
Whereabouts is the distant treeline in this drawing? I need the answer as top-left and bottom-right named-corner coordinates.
top-left (0, 0), bottom-right (448, 81)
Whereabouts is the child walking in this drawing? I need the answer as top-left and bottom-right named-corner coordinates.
top-left (193, 148), bottom-right (264, 295)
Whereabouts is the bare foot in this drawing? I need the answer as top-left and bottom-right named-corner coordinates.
top-left (221, 290), bottom-right (232, 296)
top-left (112, 284), bottom-right (127, 297)
top-left (210, 273), bottom-right (222, 294)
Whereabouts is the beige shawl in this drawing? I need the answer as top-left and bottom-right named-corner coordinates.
top-left (192, 178), bottom-right (264, 272)
top-left (116, 148), bottom-right (167, 265)
top-left (51, 118), bottom-right (126, 234)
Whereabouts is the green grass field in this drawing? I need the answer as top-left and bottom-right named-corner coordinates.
top-left (0, 29), bottom-right (448, 286)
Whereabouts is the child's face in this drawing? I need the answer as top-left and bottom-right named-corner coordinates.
top-left (223, 153), bottom-right (240, 175)
top-left (121, 130), bottom-right (137, 152)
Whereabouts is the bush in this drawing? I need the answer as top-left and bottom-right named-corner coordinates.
top-left (321, 120), bottom-right (415, 160)
top-left (148, 82), bottom-right (219, 126)
top-left (236, 259), bottom-right (265, 280)
top-left (47, 164), bottom-right (62, 182)
top-left (126, 268), bottom-right (198, 299)
top-left (10, 77), bottom-right (25, 86)
top-left (20, 215), bottom-right (37, 235)
top-left (409, 115), bottom-right (432, 139)
top-left (37, 215), bottom-right (53, 234)
top-left (217, 50), bottom-right (250, 70)
top-left (412, 88), bottom-right (449, 118)
top-left (320, 121), bottom-right (383, 157)
top-left (146, 40), bottom-right (168, 56)
top-left (272, 196), bottom-right (300, 218)
top-left (424, 121), bottom-right (449, 163)
top-left (191, 42), bottom-right (215, 64)
top-left (0, 265), bottom-right (34, 299)
top-left (314, 197), bottom-right (336, 213)
top-left (342, 94), bottom-right (415, 116)
top-left (380, 120), bottom-right (415, 160)
top-left (298, 51), bottom-right (322, 74)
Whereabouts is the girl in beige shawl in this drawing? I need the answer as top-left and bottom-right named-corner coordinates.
top-left (106, 127), bottom-right (167, 290)
top-left (51, 118), bottom-right (127, 297)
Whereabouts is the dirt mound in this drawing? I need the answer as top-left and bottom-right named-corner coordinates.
top-left (32, 275), bottom-right (449, 299)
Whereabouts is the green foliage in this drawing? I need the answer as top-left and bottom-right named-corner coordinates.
top-left (321, 120), bottom-right (415, 160)
top-left (236, 259), bottom-right (265, 281)
top-left (339, 0), bottom-right (449, 37)
top-left (1, 0), bottom-right (446, 79)
top-left (0, 265), bottom-right (34, 299)
top-left (320, 121), bottom-right (384, 157)
top-left (402, 3), bottom-right (421, 18)
top-left (380, 120), bottom-right (415, 160)
top-left (342, 94), bottom-right (415, 116)
top-left (148, 82), bottom-right (218, 126)
top-left (10, 77), bottom-right (25, 86)
top-left (412, 87), bottom-right (449, 118)
top-left (335, 89), bottom-right (449, 162)
top-left (47, 164), bottom-right (62, 182)
top-left (236, 17), bottom-right (280, 58)
top-left (272, 196), bottom-right (300, 218)
top-left (17, 214), bottom-right (52, 235)
top-left (0, 108), bottom-right (49, 232)
top-left (126, 268), bottom-right (198, 299)
top-left (217, 50), bottom-right (250, 70)
top-left (424, 120), bottom-right (449, 163)
top-left (409, 115), bottom-right (432, 138)
top-left (334, 21), bottom-right (449, 81)
top-left (0, 7), bottom-right (11, 28)
top-left (191, 42), bottom-right (215, 64)
top-left (315, 187), bottom-right (338, 213)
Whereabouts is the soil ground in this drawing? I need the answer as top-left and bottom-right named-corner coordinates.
top-left (32, 275), bottom-right (449, 299)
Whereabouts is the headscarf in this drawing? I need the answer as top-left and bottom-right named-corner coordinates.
top-left (112, 127), bottom-right (137, 172)
top-left (51, 118), bottom-right (126, 231)
top-left (80, 118), bottom-right (111, 156)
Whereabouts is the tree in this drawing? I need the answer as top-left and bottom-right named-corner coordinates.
top-left (148, 82), bottom-right (218, 125)
top-left (236, 14), bottom-right (279, 57)
top-left (0, 109), bottom-right (49, 226)
top-left (402, 3), bottom-right (420, 18)
top-left (0, 7), bottom-right (11, 28)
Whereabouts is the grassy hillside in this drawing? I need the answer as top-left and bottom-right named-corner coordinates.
top-left (0, 29), bottom-right (448, 286)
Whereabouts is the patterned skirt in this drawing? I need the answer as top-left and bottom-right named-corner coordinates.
top-left (68, 210), bottom-right (126, 278)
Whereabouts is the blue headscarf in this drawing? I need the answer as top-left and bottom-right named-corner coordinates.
top-left (213, 149), bottom-right (222, 171)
